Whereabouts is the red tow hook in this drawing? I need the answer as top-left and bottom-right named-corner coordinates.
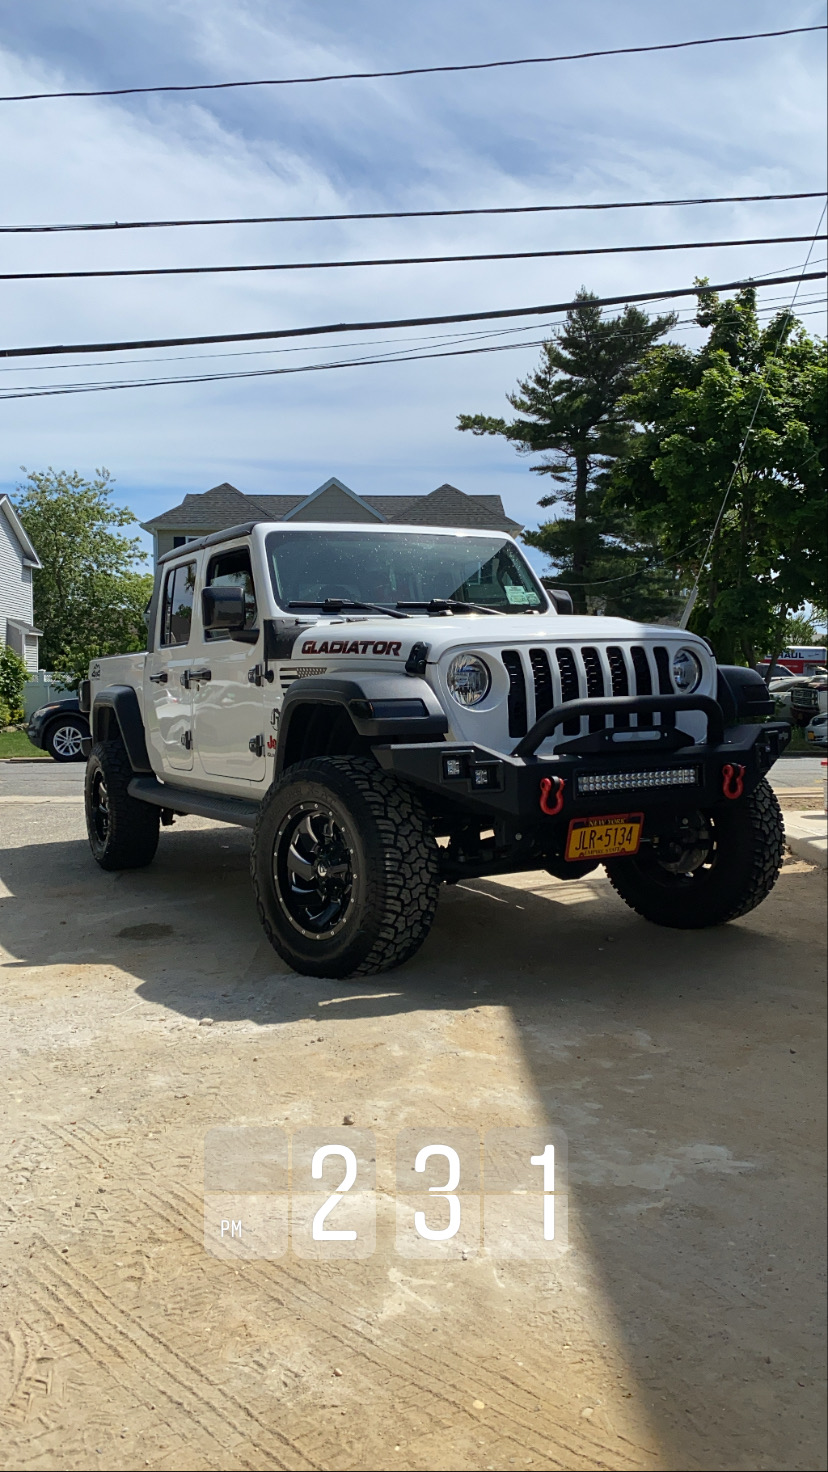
top-left (722, 763), bottom-right (746, 800)
top-left (539, 775), bottom-right (566, 816)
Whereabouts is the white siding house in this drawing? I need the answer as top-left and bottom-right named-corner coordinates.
top-left (0, 495), bottom-right (41, 672)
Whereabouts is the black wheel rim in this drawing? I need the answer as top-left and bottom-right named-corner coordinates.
top-left (273, 802), bottom-right (355, 939)
top-left (637, 812), bottom-right (718, 888)
top-left (91, 771), bottom-right (110, 843)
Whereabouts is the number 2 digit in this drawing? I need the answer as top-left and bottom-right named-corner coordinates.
top-left (311, 1145), bottom-right (358, 1241)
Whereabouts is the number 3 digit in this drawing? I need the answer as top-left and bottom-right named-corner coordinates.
top-left (311, 1145), bottom-right (358, 1241)
top-left (414, 1145), bottom-right (461, 1240)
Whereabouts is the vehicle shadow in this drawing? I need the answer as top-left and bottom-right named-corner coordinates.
top-left (1, 820), bottom-right (824, 1470)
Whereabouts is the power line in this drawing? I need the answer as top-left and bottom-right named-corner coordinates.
top-left (4, 291), bottom-right (823, 375)
top-left (5, 296), bottom-right (827, 403)
top-left (4, 233), bottom-right (824, 283)
top-left (2, 26), bottom-right (823, 102)
top-left (5, 295), bottom-right (825, 402)
top-left (3, 191), bottom-right (823, 234)
top-left (3, 270), bottom-right (824, 360)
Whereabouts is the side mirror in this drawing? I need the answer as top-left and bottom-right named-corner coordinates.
top-left (548, 588), bottom-right (574, 615)
top-left (202, 584), bottom-right (247, 634)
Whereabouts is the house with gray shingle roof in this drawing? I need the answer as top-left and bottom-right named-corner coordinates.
top-left (142, 477), bottom-right (521, 565)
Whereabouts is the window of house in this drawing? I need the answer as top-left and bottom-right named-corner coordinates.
top-left (160, 561), bottom-right (196, 646)
top-left (204, 546), bottom-right (258, 639)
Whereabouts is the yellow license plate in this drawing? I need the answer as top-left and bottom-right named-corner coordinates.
top-left (565, 813), bottom-right (643, 861)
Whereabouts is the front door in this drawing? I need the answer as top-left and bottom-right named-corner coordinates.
top-left (192, 544), bottom-right (266, 782)
top-left (146, 558), bottom-right (196, 772)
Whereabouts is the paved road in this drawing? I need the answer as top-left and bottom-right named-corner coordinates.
top-left (0, 767), bottom-right (826, 1471)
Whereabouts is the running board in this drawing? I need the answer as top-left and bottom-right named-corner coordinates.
top-left (127, 776), bottom-right (261, 829)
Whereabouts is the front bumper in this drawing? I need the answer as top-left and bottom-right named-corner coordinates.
top-left (374, 695), bottom-right (790, 826)
top-left (25, 714), bottom-right (48, 750)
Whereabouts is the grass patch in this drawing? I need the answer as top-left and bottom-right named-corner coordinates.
top-left (0, 729), bottom-right (50, 759)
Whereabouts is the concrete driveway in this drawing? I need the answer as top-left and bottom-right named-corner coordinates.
top-left (0, 762), bottom-right (825, 1472)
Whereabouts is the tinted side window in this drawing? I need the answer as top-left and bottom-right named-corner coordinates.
top-left (161, 561), bottom-right (196, 646)
top-left (205, 547), bottom-right (258, 639)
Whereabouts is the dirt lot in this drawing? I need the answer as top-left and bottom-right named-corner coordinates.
top-left (0, 772), bottom-right (825, 1472)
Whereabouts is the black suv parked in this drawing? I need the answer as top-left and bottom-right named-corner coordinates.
top-left (27, 698), bottom-right (89, 762)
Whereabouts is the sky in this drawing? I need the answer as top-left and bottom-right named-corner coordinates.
top-left (1, 0), bottom-right (825, 569)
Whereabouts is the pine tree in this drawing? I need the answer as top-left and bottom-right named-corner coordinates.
top-left (457, 290), bottom-right (677, 615)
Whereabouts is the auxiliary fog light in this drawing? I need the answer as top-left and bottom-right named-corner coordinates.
top-left (577, 768), bottom-right (698, 796)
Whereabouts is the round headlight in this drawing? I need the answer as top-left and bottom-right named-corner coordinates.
top-left (672, 647), bottom-right (703, 692)
top-left (447, 653), bottom-right (491, 706)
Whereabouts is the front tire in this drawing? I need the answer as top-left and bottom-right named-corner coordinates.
top-left (251, 756), bottom-right (440, 978)
top-left (605, 779), bottom-right (785, 929)
top-left (85, 739), bottom-right (160, 870)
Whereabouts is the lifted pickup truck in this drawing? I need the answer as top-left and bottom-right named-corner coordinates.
top-left (80, 520), bottom-right (790, 978)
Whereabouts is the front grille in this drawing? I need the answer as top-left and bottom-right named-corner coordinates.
top-left (607, 645), bottom-right (630, 730)
top-left (494, 640), bottom-right (696, 749)
top-left (530, 648), bottom-right (555, 719)
top-left (631, 645), bottom-right (653, 726)
top-left (607, 646), bottom-right (629, 696)
top-left (502, 649), bottom-right (528, 736)
top-left (582, 646), bottom-right (605, 697)
top-left (556, 648), bottom-right (580, 734)
top-left (654, 646), bottom-right (672, 694)
top-left (581, 646), bottom-right (606, 732)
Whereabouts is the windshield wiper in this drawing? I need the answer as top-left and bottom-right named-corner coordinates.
top-left (287, 598), bottom-right (409, 620)
top-left (396, 597), bottom-right (506, 617)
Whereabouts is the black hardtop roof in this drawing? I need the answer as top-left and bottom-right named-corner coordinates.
top-left (156, 521), bottom-right (261, 565)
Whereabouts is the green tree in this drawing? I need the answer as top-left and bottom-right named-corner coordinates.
top-left (13, 468), bottom-right (154, 687)
top-left (457, 290), bottom-right (677, 614)
top-left (609, 285), bottom-right (827, 666)
top-left (784, 611), bottom-right (823, 647)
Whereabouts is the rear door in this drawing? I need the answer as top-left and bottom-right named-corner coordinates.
top-left (192, 544), bottom-right (266, 782)
top-left (145, 558), bottom-right (197, 772)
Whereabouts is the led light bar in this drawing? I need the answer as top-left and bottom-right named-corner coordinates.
top-left (577, 767), bottom-right (698, 795)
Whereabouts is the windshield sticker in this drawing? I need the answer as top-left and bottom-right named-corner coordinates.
top-left (504, 586), bottom-right (533, 604)
top-left (301, 638), bottom-right (403, 657)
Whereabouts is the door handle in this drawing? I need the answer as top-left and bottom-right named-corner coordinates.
top-left (180, 668), bottom-right (212, 688)
top-left (149, 671), bottom-right (168, 684)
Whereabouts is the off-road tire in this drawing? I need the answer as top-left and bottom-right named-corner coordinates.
top-left (251, 755), bottom-right (440, 978)
top-left (46, 714), bottom-right (87, 762)
top-left (85, 739), bottom-right (160, 870)
top-left (605, 778), bottom-right (785, 929)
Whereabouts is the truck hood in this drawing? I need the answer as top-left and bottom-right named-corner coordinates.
top-left (287, 613), bottom-right (708, 664)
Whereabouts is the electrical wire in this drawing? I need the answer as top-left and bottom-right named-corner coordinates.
top-left (3, 190), bottom-right (823, 234)
top-left (3, 291), bottom-right (822, 375)
top-left (2, 297), bottom-right (823, 401)
top-left (2, 26), bottom-right (823, 102)
top-left (3, 270), bottom-right (824, 359)
top-left (5, 233), bottom-right (824, 282)
top-left (678, 202), bottom-right (828, 626)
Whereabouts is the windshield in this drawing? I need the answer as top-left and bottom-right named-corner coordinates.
top-left (266, 530), bottom-right (547, 614)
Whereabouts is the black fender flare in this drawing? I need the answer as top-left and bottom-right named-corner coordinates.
top-left (275, 674), bottom-right (448, 774)
top-left (91, 686), bottom-right (154, 774)
top-left (716, 666), bottom-right (775, 723)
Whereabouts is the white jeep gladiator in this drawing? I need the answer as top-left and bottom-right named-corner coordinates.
top-left (80, 519), bottom-right (790, 978)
